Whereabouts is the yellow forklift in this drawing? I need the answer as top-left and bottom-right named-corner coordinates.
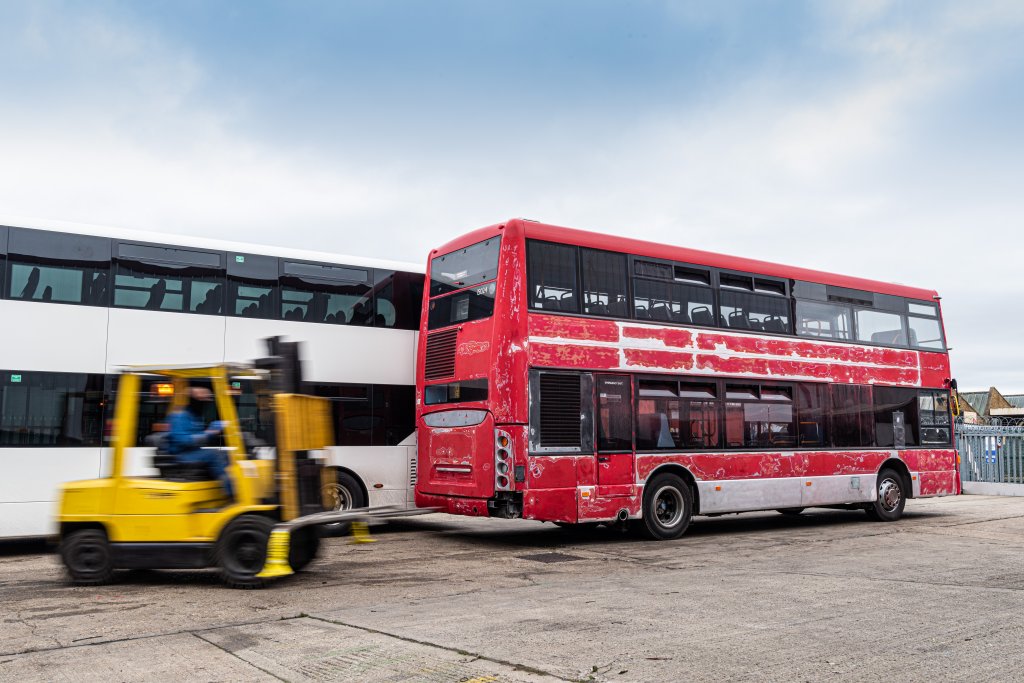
top-left (57, 338), bottom-right (343, 588)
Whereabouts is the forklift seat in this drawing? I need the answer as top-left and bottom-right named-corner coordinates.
top-left (152, 453), bottom-right (216, 482)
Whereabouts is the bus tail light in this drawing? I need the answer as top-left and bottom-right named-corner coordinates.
top-left (494, 429), bottom-right (513, 491)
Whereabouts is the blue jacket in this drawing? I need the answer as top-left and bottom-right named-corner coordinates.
top-left (166, 409), bottom-right (212, 456)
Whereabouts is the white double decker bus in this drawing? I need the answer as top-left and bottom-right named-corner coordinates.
top-left (0, 218), bottom-right (423, 539)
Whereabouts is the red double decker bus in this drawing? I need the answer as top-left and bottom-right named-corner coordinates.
top-left (415, 219), bottom-right (957, 539)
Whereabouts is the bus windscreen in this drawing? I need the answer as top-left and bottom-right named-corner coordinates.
top-left (430, 237), bottom-right (501, 296)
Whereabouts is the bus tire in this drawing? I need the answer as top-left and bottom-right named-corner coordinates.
top-left (640, 473), bottom-right (693, 540)
top-left (215, 514), bottom-right (274, 588)
top-left (288, 526), bottom-right (321, 572)
top-left (61, 529), bottom-right (114, 585)
top-left (777, 508), bottom-right (805, 516)
top-left (867, 468), bottom-right (906, 522)
top-left (322, 470), bottom-right (365, 537)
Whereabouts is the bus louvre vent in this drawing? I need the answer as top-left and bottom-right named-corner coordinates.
top-left (424, 329), bottom-right (458, 380)
top-left (409, 452), bottom-right (418, 486)
top-left (539, 373), bottom-right (582, 448)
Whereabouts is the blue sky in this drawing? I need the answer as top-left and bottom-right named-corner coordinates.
top-left (1, 1), bottom-right (1022, 390)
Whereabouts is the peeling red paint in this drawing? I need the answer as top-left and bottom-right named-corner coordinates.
top-left (621, 326), bottom-right (693, 348)
top-left (530, 342), bottom-right (620, 370)
top-left (529, 314), bottom-right (620, 343)
top-left (522, 488), bottom-right (577, 523)
top-left (624, 348), bottom-right (696, 371)
top-left (919, 470), bottom-right (956, 496)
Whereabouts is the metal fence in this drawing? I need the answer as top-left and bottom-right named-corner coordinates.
top-left (957, 419), bottom-right (1024, 484)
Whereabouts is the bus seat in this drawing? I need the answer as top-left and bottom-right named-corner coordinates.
top-left (651, 304), bottom-right (671, 321)
top-left (671, 309), bottom-right (691, 324)
top-left (543, 296), bottom-right (560, 311)
top-left (587, 302), bottom-right (608, 316)
top-left (559, 294), bottom-right (577, 312)
top-left (151, 453), bottom-right (216, 482)
top-left (656, 413), bottom-right (675, 449)
top-left (635, 306), bottom-right (651, 320)
top-left (607, 299), bottom-right (629, 318)
top-left (690, 306), bottom-right (713, 326)
top-left (871, 330), bottom-right (906, 345)
top-left (762, 316), bottom-right (786, 333)
top-left (727, 311), bottom-right (749, 329)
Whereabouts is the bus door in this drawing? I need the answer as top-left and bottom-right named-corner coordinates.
top-left (595, 375), bottom-right (635, 497)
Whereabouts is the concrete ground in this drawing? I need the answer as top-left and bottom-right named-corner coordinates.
top-left (2, 495), bottom-right (1024, 682)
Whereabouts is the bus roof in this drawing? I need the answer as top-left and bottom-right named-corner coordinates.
top-left (433, 218), bottom-right (938, 302)
top-left (0, 214), bottom-right (424, 274)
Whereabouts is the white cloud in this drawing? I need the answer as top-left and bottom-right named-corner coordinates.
top-left (0, 1), bottom-right (1022, 389)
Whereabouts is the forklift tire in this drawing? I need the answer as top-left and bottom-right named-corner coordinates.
top-left (322, 470), bottom-right (365, 537)
top-left (215, 515), bottom-right (275, 588)
top-left (288, 527), bottom-right (321, 572)
top-left (61, 529), bottom-right (114, 585)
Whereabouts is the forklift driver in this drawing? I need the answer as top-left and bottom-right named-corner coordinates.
top-left (167, 386), bottom-right (232, 499)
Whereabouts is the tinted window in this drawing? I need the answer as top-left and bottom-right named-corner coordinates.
top-left (281, 275), bottom-right (372, 325)
top-left (0, 226), bottom-right (6, 297)
top-left (856, 309), bottom-right (906, 346)
top-left (796, 383), bottom-right (828, 446)
top-left (919, 390), bottom-right (951, 445)
top-left (581, 249), bottom-right (628, 318)
top-left (430, 237), bottom-right (501, 296)
top-left (423, 379), bottom-right (488, 406)
top-left (830, 385), bottom-right (874, 447)
top-left (636, 380), bottom-right (680, 450)
top-left (720, 290), bottom-right (791, 334)
top-left (309, 384), bottom-right (373, 446)
top-left (427, 281), bottom-right (495, 330)
top-left (118, 243), bottom-right (220, 268)
top-left (633, 278), bottom-right (714, 325)
top-left (724, 384), bottom-right (795, 448)
top-left (677, 381), bottom-right (719, 448)
top-left (284, 261), bottom-right (368, 283)
top-left (873, 386), bottom-right (919, 448)
top-left (0, 371), bottom-right (105, 447)
top-left (373, 384), bottom-right (416, 445)
top-left (795, 300), bottom-right (852, 340)
top-left (597, 375), bottom-right (632, 451)
top-left (227, 253), bottom-right (279, 319)
top-left (7, 229), bottom-right (111, 306)
top-left (527, 241), bottom-right (578, 313)
top-left (374, 270), bottom-right (423, 330)
top-left (114, 263), bottom-right (224, 314)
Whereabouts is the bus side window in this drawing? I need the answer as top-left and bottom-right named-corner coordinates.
top-left (527, 241), bottom-right (579, 313)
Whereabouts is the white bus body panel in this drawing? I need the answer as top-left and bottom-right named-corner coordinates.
top-left (106, 309), bottom-right (227, 370)
top-left (0, 301), bottom-right (108, 374)
top-left (0, 447), bottom-right (104, 537)
top-left (225, 318), bottom-right (416, 385)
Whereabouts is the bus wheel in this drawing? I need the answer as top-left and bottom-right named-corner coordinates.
top-left (641, 473), bottom-right (693, 540)
top-left (322, 471), bottom-right (365, 537)
top-left (777, 508), bottom-right (805, 516)
top-left (61, 529), bottom-right (114, 585)
top-left (867, 469), bottom-right (906, 522)
top-left (215, 515), bottom-right (274, 588)
top-left (289, 527), bottom-right (321, 572)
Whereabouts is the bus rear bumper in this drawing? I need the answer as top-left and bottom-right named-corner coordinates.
top-left (415, 491), bottom-right (491, 517)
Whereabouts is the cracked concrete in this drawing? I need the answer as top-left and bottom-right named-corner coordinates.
top-left (1, 495), bottom-right (1023, 681)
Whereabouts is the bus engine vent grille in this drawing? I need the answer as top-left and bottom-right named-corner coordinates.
top-left (409, 452), bottom-right (418, 486)
top-left (539, 373), bottom-right (582, 448)
top-left (424, 329), bottom-right (458, 380)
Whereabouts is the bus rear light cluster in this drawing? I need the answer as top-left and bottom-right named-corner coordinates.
top-left (495, 429), bottom-right (513, 491)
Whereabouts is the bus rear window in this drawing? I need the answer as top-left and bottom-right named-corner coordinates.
top-left (430, 237), bottom-right (501, 296)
